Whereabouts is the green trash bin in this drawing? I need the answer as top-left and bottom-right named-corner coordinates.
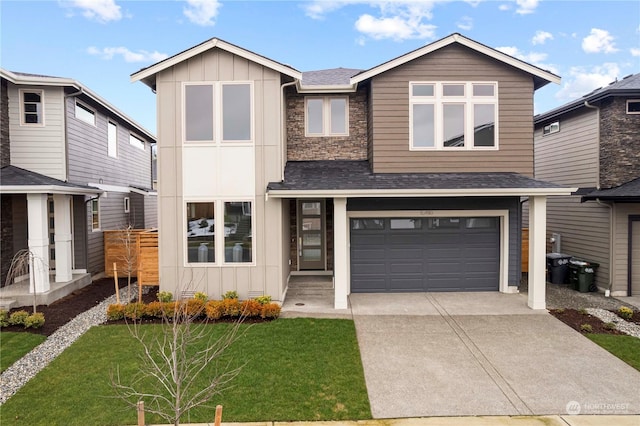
top-left (569, 258), bottom-right (599, 293)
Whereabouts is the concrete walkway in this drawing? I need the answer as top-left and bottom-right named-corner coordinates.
top-left (350, 293), bottom-right (640, 419)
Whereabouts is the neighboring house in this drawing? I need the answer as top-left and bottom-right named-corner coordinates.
top-left (131, 33), bottom-right (573, 310)
top-left (0, 69), bottom-right (156, 306)
top-left (533, 73), bottom-right (640, 297)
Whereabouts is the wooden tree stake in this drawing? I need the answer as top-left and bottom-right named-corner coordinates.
top-left (137, 400), bottom-right (145, 426)
top-left (214, 404), bottom-right (223, 426)
top-left (113, 262), bottom-right (120, 304)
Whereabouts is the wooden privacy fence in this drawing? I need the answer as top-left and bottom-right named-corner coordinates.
top-left (136, 229), bottom-right (159, 287)
top-left (104, 228), bottom-right (159, 292)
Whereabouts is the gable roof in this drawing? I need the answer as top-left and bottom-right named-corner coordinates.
top-left (535, 73), bottom-right (640, 124)
top-left (350, 33), bottom-right (560, 90)
top-left (131, 37), bottom-right (302, 89)
top-left (0, 68), bottom-right (155, 141)
top-left (0, 165), bottom-right (101, 195)
top-left (582, 177), bottom-right (640, 202)
top-left (297, 68), bottom-right (362, 93)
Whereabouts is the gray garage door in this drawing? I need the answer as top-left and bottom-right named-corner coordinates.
top-left (350, 217), bottom-right (500, 292)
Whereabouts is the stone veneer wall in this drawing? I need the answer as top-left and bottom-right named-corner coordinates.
top-left (1, 78), bottom-right (12, 286)
top-left (286, 86), bottom-right (368, 161)
top-left (599, 97), bottom-right (640, 188)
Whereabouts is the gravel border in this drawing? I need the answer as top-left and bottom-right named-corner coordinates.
top-left (0, 286), bottom-right (137, 404)
top-left (586, 308), bottom-right (640, 338)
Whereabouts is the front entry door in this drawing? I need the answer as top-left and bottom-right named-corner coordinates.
top-left (297, 200), bottom-right (325, 270)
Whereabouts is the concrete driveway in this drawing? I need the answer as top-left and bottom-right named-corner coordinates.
top-left (350, 292), bottom-right (640, 419)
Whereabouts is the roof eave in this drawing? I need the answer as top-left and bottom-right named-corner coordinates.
top-left (266, 187), bottom-right (576, 199)
top-left (0, 185), bottom-right (103, 196)
top-left (296, 81), bottom-right (357, 93)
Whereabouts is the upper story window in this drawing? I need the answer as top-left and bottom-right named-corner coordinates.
top-left (542, 121), bottom-right (560, 135)
top-left (20, 89), bottom-right (43, 125)
top-left (129, 133), bottom-right (145, 150)
top-left (107, 121), bottom-right (118, 158)
top-left (409, 82), bottom-right (498, 150)
top-left (305, 96), bottom-right (348, 137)
top-left (183, 82), bottom-right (253, 144)
top-left (75, 101), bottom-right (96, 126)
top-left (626, 100), bottom-right (640, 114)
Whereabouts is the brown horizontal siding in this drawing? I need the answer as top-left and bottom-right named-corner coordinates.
top-left (369, 44), bottom-right (535, 175)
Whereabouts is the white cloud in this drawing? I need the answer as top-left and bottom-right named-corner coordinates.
top-left (87, 46), bottom-right (168, 63)
top-left (582, 28), bottom-right (618, 54)
top-left (457, 16), bottom-right (473, 31)
top-left (183, 0), bottom-right (221, 27)
top-left (355, 13), bottom-right (436, 41)
top-left (532, 30), bottom-right (553, 45)
top-left (631, 48), bottom-right (640, 57)
top-left (62, 0), bottom-right (122, 23)
top-left (515, 0), bottom-right (539, 15)
top-left (555, 63), bottom-right (620, 100)
top-left (496, 46), bottom-right (558, 74)
top-left (498, 4), bottom-right (511, 11)
top-left (304, 0), bottom-right (355, 20)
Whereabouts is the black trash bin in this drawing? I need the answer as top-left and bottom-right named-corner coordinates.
top-left (546, 253), bottom-right (572, 284)
top-left (569, 258), bottom-right (600, 292)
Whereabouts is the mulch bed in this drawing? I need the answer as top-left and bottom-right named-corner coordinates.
top-left (550, 308), bottom-right (626, 335)
top-left (2, 278), bottom-right (152, 337)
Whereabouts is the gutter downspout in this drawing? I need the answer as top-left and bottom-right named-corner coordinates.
top-left (584, 99), bottom-right (613, 295)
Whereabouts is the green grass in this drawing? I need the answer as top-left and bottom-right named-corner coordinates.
top-left (0, 332), bottom-right (47, 373)
top-left (1, 319), bottom-right (371, 425)
top-left (587, 334), bottom-right (640, 371)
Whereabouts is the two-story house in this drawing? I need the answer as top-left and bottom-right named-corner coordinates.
top-left (132, 33), bottom-right (573, 310)
top-left (534, 74), bottom-right (640, 297)
top-left (0, 69), bottom-right (156, 307)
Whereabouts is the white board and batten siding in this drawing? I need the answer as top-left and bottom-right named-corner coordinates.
top-left (7, 85), bottom-right (66, 180)
top-left (155, 48), bottom-right (284, 300)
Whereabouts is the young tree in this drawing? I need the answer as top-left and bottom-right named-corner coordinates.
top-left (4, 249), bottom-right (48, 313)
top-left (110, 282), bottom-right (246, 426)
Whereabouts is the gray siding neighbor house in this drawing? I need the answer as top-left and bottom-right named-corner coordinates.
top-left (0, 69), bottom-right (156, 308)
top-left (132, 33), bottom-right (573, 310)
top-left (533, 73), bottom-right (640, 296)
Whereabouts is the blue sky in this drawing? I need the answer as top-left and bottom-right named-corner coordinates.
top-left (2, 0), bottom-right (639, 134)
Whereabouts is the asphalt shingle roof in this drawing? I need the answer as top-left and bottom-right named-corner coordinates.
top-left (267, 161), bottom-right (565, 191)
top-left (0, 165), bottom-right (97, 190)
top-left (301, 68), bottom-right (363, 86)
top-left (582, 177), bottom-right (640, 201)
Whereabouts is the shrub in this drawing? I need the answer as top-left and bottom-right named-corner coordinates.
top-left (194, 292), bottom-right (208, 302)
top-left (184, 299), bottom-right (205, 318)
top-left (107, 304), bottom-right (125, 321)
top-left (162, 301), bottom-right (180, 318)
top-left (157, 291), bottom-right (173, 303)
top-left (205, 300), bottom-right (223, 320)
top-left (9, 310), bottom-right (29, 326)
top-left (124, 302), bottom-right (146, 320)
top-left (580, 323), bottom-right (593, 333)
top-left (261, 303), bottom-right (281, 319)
top-left (254, 295), bottom-right (272, 305)
top-left (604, 322), bottom-right (617, 331)
top-left (24, 312), bottom-right (45, 329)
top-left (578, 308), bottom-right (589, 316)
top-left (221, 298), bottom-right (242, 317)
top-left (222, 290), bottom-right (239, 300)
top-left (0, 309), bottom-right (9, 327)
top-left (240, 299), bottom-right (262, 317)
top-left (555, 308), bottom-right (565, 314)
top-left (618, 306), bottom-right (634, 320)
top-left (145, 301), bottom-right (164, 318)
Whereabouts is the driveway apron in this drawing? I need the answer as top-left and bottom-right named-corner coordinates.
top-left (351, 293), bottom-right (640, 419)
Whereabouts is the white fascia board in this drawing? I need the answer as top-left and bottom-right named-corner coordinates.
top-left (295, 82), bottom-right (357, 93)
top-left (0, 185), bottom-right (102, 196)
top-left (267, 187), bottom-right (577, 199)
top-left (89, 183), bottom-right (132, 193)
top-left (131, 38), bottom-right (302, 85)
top-left (350, 33), bottom-right (560, 86)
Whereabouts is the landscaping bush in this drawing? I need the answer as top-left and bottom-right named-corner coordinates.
top-left (205, 300), bottom-right (223, 320)
top-left (194, 292), bottom-right (208, 302)
top-left (261, 303), bottom-right (281, 319)
top-left (107, 304), bottom-right (125, 321)
top-left (580, 324), bottom-right (593, 333)
top-left (0, 309), bottom-right (9, 327)
top-left (222, 298), bottom-right (242, 317)
top-left (144, 301), bottom-right (164, 318)
top-left (222, 290), bottom-right (239, 300)
top-left (157, 291), bottom-right (173, 303)
top-left (618, 306), bottom-right (634, 321)
top-left (24, 312), bottom-right (45, 329)
top-left (240, 299), bottom-right (262, 317)
top-left (9, 310), bottom-right (29, 326)
top-left (162, 301), bottom-right (180, 318)
top-left (184, 299), bottom-right (205, 318)
top-left (124, 302), bottom-right (146, 320)
top-left (254, 295), bottom-right (272, 305)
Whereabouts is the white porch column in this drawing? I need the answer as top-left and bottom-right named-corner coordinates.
top-left (333, 197), bottom-right (348, 309)
top-left (53, 194), bottom-right (73, 282)
top-left (27, 193), bottom-right (50, 293)
top-left (528, 195), bottom-right (547, 309)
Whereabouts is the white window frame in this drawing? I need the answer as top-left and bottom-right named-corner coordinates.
top-left (123, 197), bottom-right (130, 213)
top-left (304, 96), bottom-right (349, 137)
top-left (108, 121), bottom-right (118, 158)
top-left (542, 121), bottom-right (560, 135)
top-left (19, 89), bottom-right (44, 126)
top-left (91, 198), bottom-right (100, 232)
top-left (409, 81), bottom-right (498, 151)
top-left (626, 99), bottom-right (640, 115)
top-left (75, 101), bottom-right (96, 126)
top-left (129, 133), bottom-right (145, 151)
top-left (183, 198), bottom-right (255, 267)
top-left (182, 81), bottom-right (254, 146)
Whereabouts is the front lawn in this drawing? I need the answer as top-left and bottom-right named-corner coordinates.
top-left (587, 334), bottom-right (640, 371)
top-left (1, 318), bottom-right (370, 425)
top-left (0, 332), bottom-right (47, 373)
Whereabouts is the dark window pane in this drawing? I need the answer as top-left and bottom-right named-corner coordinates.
top-left (25, 114), bottom-right (38, 123)
top-left (186, 202), bottom-right (215, 263)
top-left (24, 92), bottom-right (41, 103)
top-left (474, 104), bottom-right (495, 147)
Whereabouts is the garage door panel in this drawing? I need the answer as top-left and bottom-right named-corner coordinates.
top-left (389, 234), bottom-right (425, 245)
top-left (388, 248), bottom-right (423, 259)
top-left (388, 277), bottom-right (424, 291)
top-left (389, 262), bottom-right (423, 274)
top-left (351, 234), bottom-right (386, 245)
top-left (352, 277), bottom-right (387, 292)
top-left (351, 263), bottom-right (387, 275)
top-left (351, 248), bottom-right (386, 261)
